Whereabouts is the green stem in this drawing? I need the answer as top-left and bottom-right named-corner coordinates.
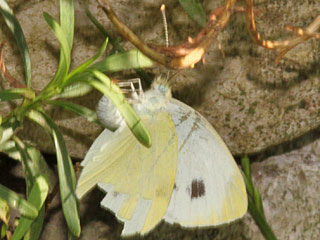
top-left (248, 196), bottom-right (277, 240)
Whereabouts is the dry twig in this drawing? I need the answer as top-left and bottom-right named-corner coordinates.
top-left (98, 0), bottom-right (237, 69)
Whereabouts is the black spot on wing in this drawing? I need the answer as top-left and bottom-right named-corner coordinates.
top-left (190, 179), bottom-right (205, 199)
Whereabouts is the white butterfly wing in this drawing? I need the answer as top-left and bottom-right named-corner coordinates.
top-left (164, 99), bottom-right (247, 227)
top-left (76, 111), bottom-right (178, 236)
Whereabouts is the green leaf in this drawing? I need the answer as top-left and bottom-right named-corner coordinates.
top-left (241, 156), bottom-right (254, 196)
top-left (11, 137), bottom-right (54, 240)
top-left (0, 185), bottom-right (37, 219)
top-left (11, 176), bottom-right (49, 240)
top-left (38, 111), bottom-right (80, 237)
top-left (47, 100), bottom-right (100, 124)
top-left (88, 70), bottom-right (151, 148)
top-left (85, 8), bottom-right (122, 51)
top-left (60, 0), bottom-right (74, 51)
top-left (0, 0), bottom-right (32, 87)
top-left (179, 0), bottom-right (207, 27)
top-left (26, 109), bottom-right (51, 133)
top-left (0, 88), bottom-right (35, 101)
top-left (0, 117), bottom-right (21, 148)
top-left (66, 50), bottom-right (154, 86)
top-left (85, 8), bottom-right (153, 84)
top-left (0, 197), bottom-right (9, 225)
top-left (23, 206), bottom-right (45, 240)
top-left (254, 186), bottom-right (266, 219)
top-left (248, 196), bottom-right (277, 240)
top-left (91, 49), bottom-right (154, 73)
top-left (43, 12), bottom-right (71, 83)
top-left (55, 82), bottom-right (93, 99)
top-left (65, 38), bottom-right (108, 83)
top-left (13, 137), bottom-right (56, 194)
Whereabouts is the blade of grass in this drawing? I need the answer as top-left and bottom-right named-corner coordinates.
top-left (0, 197), bottom-right (9, 239)
top-left (91, 49), bottom-right (154, 73)
top-left (248, 196), bottom-right (277, 240)
top-left (241, 156), bottom-right (277, 240)
top-left (0, 0), bottom-right (32, 87)
top-left (43, 12), bottom-right (71, 86)
top-left (85, 8), bottom-right (121, 50)
top-left (0, 185), bottom-right (37, 219)
top-left (47, 100), bottom-right (100, 125)
top-left (55, 82), bottom-right (93, 99)
top-left (23, 206), bottom-right (45, 240)
top-left (11, 176), bottom-right (49, 240)
top-left (66, 50), bottom-right (154, 86)
top-left (0, 117), bottom-right (20, 146)
top-left (64, 38), bottom-right (108, 83)
top-left (60, 0), bottom-right (74, 51)
top-left (0, 88), bottom-right (35, 101)
top-left (85, 8), bottom-right (153, 84)
top-left (179, 0), bottom-right (207, 27)
top-left (12, 137), bottom-right (54, 240)
top-left (88, 70), bottom-right (151, 147)
top-left (37, 110), bottom-right (80, 237)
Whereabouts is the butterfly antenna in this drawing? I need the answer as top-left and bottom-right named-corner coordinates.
top-left (160, 4), bottom-right (169, 48)
top-left (160, 4), bottom-right (171, 84)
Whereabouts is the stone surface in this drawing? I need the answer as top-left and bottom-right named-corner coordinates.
top-left (0, 0), bottom-right (319, 158)
top-left (1, 1), bottom-right (320, 239)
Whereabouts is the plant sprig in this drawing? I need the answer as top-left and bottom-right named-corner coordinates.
top-left (0, 0), bottom-right (154, 238)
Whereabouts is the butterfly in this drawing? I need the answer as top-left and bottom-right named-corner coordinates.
top-left (76, 77), bottom-right (247, 236)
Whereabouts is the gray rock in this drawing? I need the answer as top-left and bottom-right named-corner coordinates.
top-left (0, 0), bottom-right (319, 158)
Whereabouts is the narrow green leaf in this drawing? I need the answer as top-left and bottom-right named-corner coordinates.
top-left (1, 223), bottom-right (8, 239)
top-left (23, 206), bottom-right (45, 240)
top-left (11, 136), bottom-right (54, 240)
top-left (38, 111), bottom-right (80, 237)
top-left (0, 140), bottom-right (20, 160)
top-left (43, 12), bottom-right (71, 82)
top-left (88, 71), bottom-right (151, 148)
top-left (13, 137), bottom-right (36, 195)
top-left (0, 88), bottom-right (34, 101)
top-left (0, 185), bottom-right (37, 219)
top-left (66, 50), bottom-right (154, 86)
top-left (65, 38), bottom-right (108, 83)
top-left (248, 196), bottom-right (277, 240)
top-left (179, 0), bottom-right (207, 27)
top-left (241, 156), bottom-right (251, 177)
top-left (241, 156), bottom-right (254, 196)
top-left (0, 116), bottom-right (20, 147)
top-left (0, 90), bottom-right (22, 101)
top-left (85, 8), bottom-right (153, 84)
top-left (254, 186), bottom-right (266, 219)
top-left (13, 137), bottom-right (55, 194)
top-left (55, 82), bottom-right (93, 99)
top-left (11, 176), bottom-right (49, 240)
top-left (91, 49), bottom-right (154, 73)
top-left (60, 0), bottom-right (74, 51)
top-left (0, 197), bottom-right (9, 225)
top-left (47, 100), bottom-right (100, 124)
top-left (26, 109), bottom-right (51, 133)
top-left (85, 8), bottom-right (122, 50)
top-left (0, 0), bottom-right (32, 87)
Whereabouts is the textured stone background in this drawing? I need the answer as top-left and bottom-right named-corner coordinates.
top-left (0, 0), bottom-right (320, 239)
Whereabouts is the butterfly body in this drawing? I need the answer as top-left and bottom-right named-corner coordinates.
top-left (76, 83), bottom-right (247, 236)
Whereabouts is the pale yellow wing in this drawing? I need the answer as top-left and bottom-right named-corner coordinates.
top-left (76, 111), bottom-right (178, 236)
top-left (164, 99), bottom-right (247, 226)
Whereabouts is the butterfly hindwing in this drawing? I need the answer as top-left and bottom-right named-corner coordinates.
top-left (76, 111), bottom-right (178, 236)
top-left (164, 99), bottom-right (247, 227)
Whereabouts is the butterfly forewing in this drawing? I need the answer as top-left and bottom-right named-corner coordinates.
top-left (164, 99), bottom-right (247, 226)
